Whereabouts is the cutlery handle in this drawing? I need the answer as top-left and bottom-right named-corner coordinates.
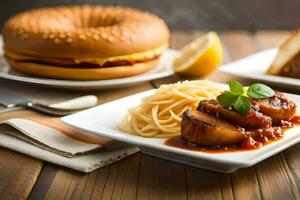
top-left (20, 102), bottom-right (76, 117)
top-left (50, 95), bottom-right (98, 110)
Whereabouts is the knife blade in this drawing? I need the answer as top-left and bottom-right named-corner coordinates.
top-left (0, 89), bottom-right (30, 107)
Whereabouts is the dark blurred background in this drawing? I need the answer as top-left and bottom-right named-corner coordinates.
top-left (0, 0), bottom-right (299, 30)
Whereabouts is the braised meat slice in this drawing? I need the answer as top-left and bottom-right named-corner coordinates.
top-left (181, 110), bottom-right (247, 146)
top-left (197, 99), bottom-right (272, 129)
top-left (250, 92), bottom-right (297, 123)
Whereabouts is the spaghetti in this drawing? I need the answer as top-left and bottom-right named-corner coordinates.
top-left (118, 80), bottom-right (223, 137)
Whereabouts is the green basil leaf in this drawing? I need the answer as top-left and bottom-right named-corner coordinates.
top-left (233, 96), bottom-right (251, 115)
top-left (217, 91), bottom-right (238, 107)
top-left (247, 83), bottom-right (275, 99)
top-left (228, 80), bottom-right (244, 95)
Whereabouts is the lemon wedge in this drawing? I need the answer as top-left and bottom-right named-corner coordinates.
top-left (173, 32), bottom-right (223, 77)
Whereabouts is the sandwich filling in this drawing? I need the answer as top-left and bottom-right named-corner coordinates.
top-left (4, 43), bottom-right (168, 68)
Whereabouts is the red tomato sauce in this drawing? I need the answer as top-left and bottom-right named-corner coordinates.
top-left (165, 116), bottom-right (300, 153)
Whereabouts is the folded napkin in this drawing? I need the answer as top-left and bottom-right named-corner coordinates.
top-left (0, 103), bottom-right (138, 173)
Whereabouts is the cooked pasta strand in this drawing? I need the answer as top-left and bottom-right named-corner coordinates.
top-left (118, 80), bottom-right (223, 137)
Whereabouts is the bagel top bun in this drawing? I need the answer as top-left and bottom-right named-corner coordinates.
top-left (2, 5), bottom-right (170, 59)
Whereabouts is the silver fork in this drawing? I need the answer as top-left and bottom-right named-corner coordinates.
top-left (1, 101), bottom-right (78, 116)
top-left (0, 90), bottom-right (97, 116)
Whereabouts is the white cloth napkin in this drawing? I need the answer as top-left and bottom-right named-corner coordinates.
top-left (0, 97), bottom-right (139, 173)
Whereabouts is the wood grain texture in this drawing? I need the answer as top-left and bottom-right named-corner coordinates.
top-left (230, 168), bottom-right (261, 200)
top-left (284, 143), bottom-right (300, 191)
top-left (255, 154), bottom-right (299, 200)
top-left (137, 155), bottom-right (187, 200)
top-left (187, 169), bottom-right (234, 200)
top-left (45, 154), bottom-right (141, 200)
top-left (29, 164), bottom-right (59, 200)
top-left (0, 148), bottom-right (43, 199)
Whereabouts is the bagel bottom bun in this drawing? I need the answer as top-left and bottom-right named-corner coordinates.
top-left (7, 58), bottom-right (159, 80)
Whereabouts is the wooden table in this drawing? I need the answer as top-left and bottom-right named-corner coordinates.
top-left (1, 30), bottom-right (299, 200)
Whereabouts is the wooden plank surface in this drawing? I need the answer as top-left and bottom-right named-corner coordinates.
top-left (0, 148), bottom-right (43, 200)
top-left (0, 30), bottom-right (299, 200)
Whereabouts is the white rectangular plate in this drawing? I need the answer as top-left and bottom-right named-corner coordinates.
top-left (62, 89), bottom-right (300, 173)
top-left (219, 48), bottom-right (300, 90)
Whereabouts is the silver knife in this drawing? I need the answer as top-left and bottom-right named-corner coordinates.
top-left (0, 89), bottom-right (78, 116)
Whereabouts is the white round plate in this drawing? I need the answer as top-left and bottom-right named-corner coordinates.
top-left (0, 38), bottom-right (177, 90)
